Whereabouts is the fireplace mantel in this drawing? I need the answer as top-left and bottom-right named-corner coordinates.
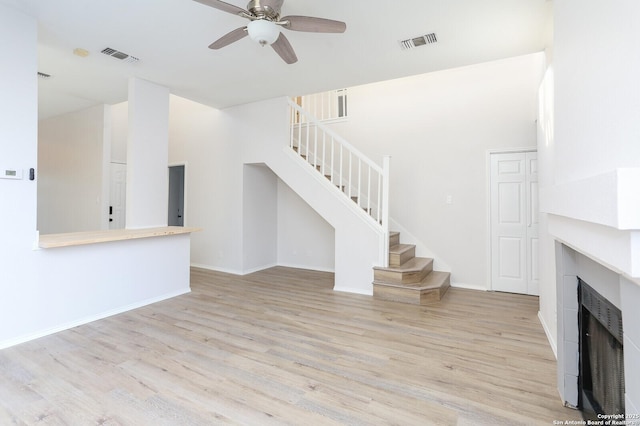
top-left (541, 168), bottom-right (640, 279)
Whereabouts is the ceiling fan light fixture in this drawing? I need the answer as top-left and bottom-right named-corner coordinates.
top-left (247, 19), bottom-right (279, 46)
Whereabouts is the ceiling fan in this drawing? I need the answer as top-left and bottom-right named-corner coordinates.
top-left (193, 0), bottom-right (347, 64)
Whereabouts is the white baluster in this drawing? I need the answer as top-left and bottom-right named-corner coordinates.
top-left (330, 136), bottom-right (335, 185)
top-left (382, 155), bottom-right (391, 267)
top-left (292, 101), bottom-right (298, 150)
top-left (305, 120), bottom-right (310, 162)
top-left (322, 131), bottom-right (326, 177)
top-left (377, 173), bottom-right (382, 223)
top-left (357, 157), bottom-right (361, 207)
top-left (313, 124), bottom-right (318, 170)
top-left (367, 165), bottom-right (371, 217)
top-left (348, 151), bottom-right (352, 199)
top-left (340, 143), bottom-right (343, 192)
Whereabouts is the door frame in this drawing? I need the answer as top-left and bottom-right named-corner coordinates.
top-left (486, 147), bottom-right (537, 292)
top-left (168, 162), bottom-right (188, 227)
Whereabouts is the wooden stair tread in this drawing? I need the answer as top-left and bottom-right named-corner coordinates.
top-left (373, 257), bottom-right (432, 273)
top-left (373, 271), bottom-right (451, 305)
top-left (389, 244), bottom-right (414, 256)
top-left (373, 271), bottom-right (450, 290)
top-left (373, 231), bottom-right (451, 305)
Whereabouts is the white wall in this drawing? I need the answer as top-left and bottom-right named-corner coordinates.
top-left (37, 104), bottom-right (109, 234)
top-left (126, 78), bottom-right (170, 229)
top-left (0, 4), bottom-right (39, 326)
top-left (327, 53), bottom-right (545, 288)
top-left (553, 0), bottom-right (640, 185)
top-left (110, 101), bottom-right (128, 164)
top-left (242, 164), bottom-right (278, 273)
top-left (537, 65), bottom-right (557, 351)
top-left (277, 179), bottom-right (335, 272)
top-left (168, 95), bottom-right (244, 273)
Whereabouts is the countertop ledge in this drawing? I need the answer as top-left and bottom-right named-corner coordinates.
top-left (39, 226), bottom-right (202, 249)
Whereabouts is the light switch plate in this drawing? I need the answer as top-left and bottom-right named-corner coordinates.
top-left (1, 168), bottom-right (23, 180)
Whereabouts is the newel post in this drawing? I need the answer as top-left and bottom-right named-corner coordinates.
top-left (382, 155), bottom-right (391, 267)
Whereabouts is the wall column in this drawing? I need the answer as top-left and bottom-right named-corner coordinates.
top-left (126, 77), bottom-right (170, 229)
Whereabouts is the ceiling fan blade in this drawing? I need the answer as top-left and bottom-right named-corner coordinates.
top-left (208, 26), bottom-right (248, 49)
top-left (193, 0), bottom-right (249, 17)
top-left (280, 15), bottom-right (346, 33)
top-left (271, 33), bottom-right (298, 64)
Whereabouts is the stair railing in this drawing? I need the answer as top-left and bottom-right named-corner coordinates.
top-left (292, 89), bottom-right (348, 122)
top-left (288, 98), bottom-right (390, 266)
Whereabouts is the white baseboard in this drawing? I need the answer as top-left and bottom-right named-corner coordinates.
top-left (191, 262), bottom-right (335, 275)
top-left (190, 262), bottom-right (278, 275)
top-left (276, 262), bottom-right (335, 274)
top-left (333, 286), bottom-right (372, 296)
top-left (450, 282), bottom-right (488, 291)
top-left (242, 263), bottom-right (278, 275)
top-left (538, 310), bottom-right (558, 359)
top-left (190, 263), bottom-right (243, 275)
top-left (0, 288), bottom-right (190, 350)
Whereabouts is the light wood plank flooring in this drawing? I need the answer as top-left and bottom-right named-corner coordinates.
top-left (0, 267), bottom-right (581, 425)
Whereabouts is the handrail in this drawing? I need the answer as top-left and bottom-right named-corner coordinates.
top-left (288, 100), bottom-right (383, 174)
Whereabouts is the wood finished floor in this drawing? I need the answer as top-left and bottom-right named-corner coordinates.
top-left (0, 266), bottom-right (581, 425)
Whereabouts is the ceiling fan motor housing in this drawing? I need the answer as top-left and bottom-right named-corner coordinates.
top-left (247, 0), bottom-right (283, 20)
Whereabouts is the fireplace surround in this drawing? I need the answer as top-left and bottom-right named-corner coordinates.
top-left (555, 242), bottom-right (640, 416)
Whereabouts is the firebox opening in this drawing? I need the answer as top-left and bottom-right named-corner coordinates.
top-left (578, 278), bottom-right (625, 420)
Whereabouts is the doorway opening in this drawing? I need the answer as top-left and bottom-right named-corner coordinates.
top-left (168, 165), bottom-right (185, 227)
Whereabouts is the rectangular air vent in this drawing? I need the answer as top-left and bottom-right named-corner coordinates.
top-left (399, 33), bottom-right (438, 51)
top-left (37, 72), bottom-right (52, 79)
top-left (101, 47), bottom-right (139, 63)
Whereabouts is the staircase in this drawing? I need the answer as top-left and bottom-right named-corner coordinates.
top-left (288, 98), bottom-right (389, 230)
top-left (373, 231), bottom-right (450, 305)
top-left (285, 95), bottom-right (451, 296)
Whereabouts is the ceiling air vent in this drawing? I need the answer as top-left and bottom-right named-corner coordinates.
top-left (101, 47), bottom-right (139, 64)
top-left (37, 72), bottom-right (52, 79)
top-left (399, 33), bottom-right (438, 51)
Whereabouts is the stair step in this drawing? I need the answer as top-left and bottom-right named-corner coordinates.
top-left (389, 244), bottom-right (415, 267)
top-left (389, 231), bottom-right (400, 247)
top-left (373, 271), bottom-right (451, 305)
top-left (373, 257), bottom-right (433, 284)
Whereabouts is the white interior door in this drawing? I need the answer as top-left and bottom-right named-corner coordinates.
top-left (109, 163), bottom-right (126, 230)
top-left (490, 151), bottom-right (538, 295)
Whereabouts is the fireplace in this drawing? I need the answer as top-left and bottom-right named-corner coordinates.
top-left (578, 278), bottom-right (625, 419)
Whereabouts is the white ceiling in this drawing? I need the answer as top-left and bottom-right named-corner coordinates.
top-left (2, 0), bottom-right (551, 119)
